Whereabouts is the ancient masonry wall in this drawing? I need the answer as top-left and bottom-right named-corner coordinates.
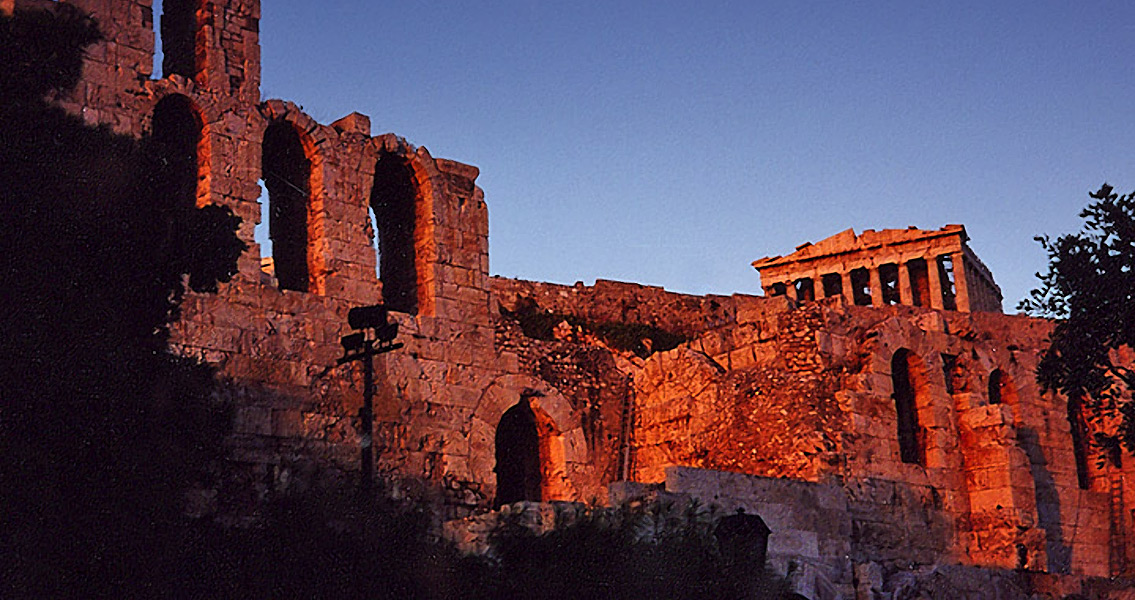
top-left (630, 297), bottom-right (1133, 578)
top-left (24, 0), bottom-right (1134, 588)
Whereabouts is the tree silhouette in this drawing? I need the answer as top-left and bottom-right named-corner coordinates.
top-left (1021, 184), bottom-right (1135, 459)
top-left (0, 5), bottom-right (243, 595)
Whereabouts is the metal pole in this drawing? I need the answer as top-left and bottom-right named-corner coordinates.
top-left (360, 342), bottom-right (375, 495)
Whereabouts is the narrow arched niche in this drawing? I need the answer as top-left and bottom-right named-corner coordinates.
top-left (261, 120), bottom-right (312, 292)
top-left (369, 152), bottom-right (419, 314)
top-left (151, 94), bottom-right (203, 210)
top-left (892, 349), bottom-right (929, 465)
top-left (987, 369), bottom-right (1017, 406)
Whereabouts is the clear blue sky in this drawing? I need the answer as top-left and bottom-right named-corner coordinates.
top-left (160, 1), bottom-right (1135, 311)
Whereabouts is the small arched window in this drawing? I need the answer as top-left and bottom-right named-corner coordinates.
top-left (987, 369), bottom-right (1018, 405)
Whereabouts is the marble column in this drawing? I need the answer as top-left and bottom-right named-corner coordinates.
top-left (869, 266), bottom-right (884, 307)
top-left (928, 256), bottom-right (944, 310)
top-left (841, 271), bottom-right (855, 306)
top-left (952, 252), bottom-right (971, 313)
top-left (898, 261), bottom-right (912, 306)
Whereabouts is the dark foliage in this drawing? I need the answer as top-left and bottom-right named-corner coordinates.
top-left (503, 296), bottom-right (687, 358)
top-left (168, 488), bottom-right (496, 600)
top-left (489, 502), bottom-right (793, 600)
top-left (1020, 184), bottom-right (1135, 457)
top-left (0, 5), bottom-right (243, 596)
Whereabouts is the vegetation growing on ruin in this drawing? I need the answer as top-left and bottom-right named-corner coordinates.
top-left (502, 296), bottom-right (687, 358)
top-left (1022, 183), bottom-right (1135, 457)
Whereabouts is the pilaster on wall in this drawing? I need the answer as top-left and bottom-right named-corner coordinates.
top-left (957, 404), bottom-right (1047, 569)
top-left (196, 0), bottom-right (259, 105)
top-left (431, 157), bottom-right (490, 326)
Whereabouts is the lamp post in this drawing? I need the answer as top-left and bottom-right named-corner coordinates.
top-left (338, 304), bottom-right (403, 495)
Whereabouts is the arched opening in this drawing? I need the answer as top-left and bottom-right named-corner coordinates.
top-left (150, 94), bottom-right (202, 209)
top-left (769, 282), bottom-right (787, 297)
top-left (370, 152), bottom-right (419, 314)
top-left (159, 0), bottom-right (201, 80)
top-left (892, 349), bottom-right (927, 465)
top-left (988, 369), bottom-right (1017, 405)
top-left (714, 511), bottom-right (772, 570)
top-left (261, 120), bottom-right (312, 292)
top-left (494, 398), bottom-right (542, 507)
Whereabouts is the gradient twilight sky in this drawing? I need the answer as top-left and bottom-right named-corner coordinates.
top-left (161, 1), bottom-right (1135, 311)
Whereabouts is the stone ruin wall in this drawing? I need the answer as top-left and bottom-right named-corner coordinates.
top-left (493, 277), bottom-right (1132, 578)
top-left (626, 296), bottom-right (1131, 578)
top-left (21, 0), bottom-right (1134, 589)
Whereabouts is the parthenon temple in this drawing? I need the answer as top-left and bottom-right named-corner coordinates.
top-left (753, 225), bottom-right (1003, 313)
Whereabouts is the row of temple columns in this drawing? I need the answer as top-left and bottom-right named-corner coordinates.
top-left (769, 251), bottom-right (973, 313)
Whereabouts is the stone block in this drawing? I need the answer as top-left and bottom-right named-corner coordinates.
top-left (331, 112), bottom-right (370, 136)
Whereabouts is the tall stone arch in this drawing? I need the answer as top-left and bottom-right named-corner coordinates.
top-left (257, 101), bottom-right (331, 294)
top-left (892, 348), bottom-right (930, 466)
top-left (366, 135), bottom-right (442, 317)
top-left (149, 93), bottom-right (205, 212)
top-left (145, 82), bottom-right (220, 207)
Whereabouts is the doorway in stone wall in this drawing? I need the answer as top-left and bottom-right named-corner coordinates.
top-left (494, 397), bottom-right (542, 507)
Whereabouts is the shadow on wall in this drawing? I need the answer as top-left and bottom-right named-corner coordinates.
top-left (1018, 426), bottom-right (1071, 573)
